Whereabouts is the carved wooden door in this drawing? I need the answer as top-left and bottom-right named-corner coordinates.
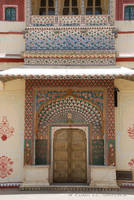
top-left (53, 128), bottom-right (87, 183)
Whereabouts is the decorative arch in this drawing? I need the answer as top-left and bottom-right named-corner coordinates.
top-left (24, 80), bottom-right (115, 167)
top-left (35, 96), bottom-right (104, 166)
top-left (37, 96), bottom-right (102, 135)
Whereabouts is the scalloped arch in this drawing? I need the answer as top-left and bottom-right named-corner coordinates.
top-left (37, 96), bottom-right (102, 132)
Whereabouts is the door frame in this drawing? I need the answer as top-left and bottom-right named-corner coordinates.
top-left (50, 125), bottom-right (89, 184)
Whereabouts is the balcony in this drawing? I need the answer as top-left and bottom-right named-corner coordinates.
top-left (30, 15), bottom-right (112, 26)
top-left (24, 15), bottom-right (116, 66)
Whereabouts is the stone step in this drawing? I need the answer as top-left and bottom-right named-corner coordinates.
top-left (20, 184), bottom-right (120, 192)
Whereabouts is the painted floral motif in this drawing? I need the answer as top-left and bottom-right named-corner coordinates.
top-left (0, 156), bottom-right (13, 179)
top-left (128, 124), bottom-right (134, 139)
top-left (108, 141), bottom-right (115, 166)
top-left (0, 117), bottom-right (15, 141)
top-left (128, 159), bottom-right (134, 167)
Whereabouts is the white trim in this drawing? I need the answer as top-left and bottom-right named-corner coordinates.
top-left (3, 5), bottom-right (18, 21)
top-left (0, 67), bottom-right (133, 76)
top-left (123, 4), bottom-right (134, 20)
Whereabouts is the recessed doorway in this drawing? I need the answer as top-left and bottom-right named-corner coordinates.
top-left (53, 128), bottom-right (87, 183)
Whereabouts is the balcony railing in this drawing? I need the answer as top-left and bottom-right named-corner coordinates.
top-left (30, 15), bottom-right (112, 27)
top-left (24, 15), bottom-right (116, 66)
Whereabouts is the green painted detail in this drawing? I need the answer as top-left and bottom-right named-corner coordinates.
top-left (108, 139), bottom-right (115, 166)
top-left (92, 139), bottom-right (104, 165)
top-left (24, 139), bottom-right (33, 165)
top-left (35, 139), bottom-right (48, 165)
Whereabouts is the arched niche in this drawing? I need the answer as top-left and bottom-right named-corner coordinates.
top-left (35, 96), bottom-right (104, 166)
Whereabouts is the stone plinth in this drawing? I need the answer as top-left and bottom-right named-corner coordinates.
top-left (90, 166), bottom-right (119, 189)
top-left (21, 166), bottom-right (49, 187)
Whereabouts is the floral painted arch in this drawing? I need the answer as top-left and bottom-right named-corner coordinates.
top-left (37, 96), bottom-right (103, 136)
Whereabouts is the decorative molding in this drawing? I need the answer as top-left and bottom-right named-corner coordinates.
top-left (2, 56), bottom-right (134, 63)
top-left (0, 58), bottom-right (24, 62)
top-left (116, 57), bottom-right (134, 62)
top-left (120, 182), bottom-right (134, 188)
top-left (0, 182), bottom-right (21, 188)
top-left (118, 31), bottom-right (134, 34)
top-left (25, 57), bottom-right (115, 66)
top-left (0, 32), bottom-right (24, 35)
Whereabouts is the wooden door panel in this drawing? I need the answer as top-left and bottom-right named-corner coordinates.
top-left (54, 151), bottom-right (68, 160)
top-left (53, 128), bottom-right (87, 183)
top-left (54, 172), bottom-right (68, 182)
top-left (56, 131), bottom-right (68, 140)
top-left (72, 151), bottom-right (86, 160)
top-left (71, 164), bottom-right (86, 183)
top-left (72, 144), bottom-right (85, 150)
top-left (72, 131), bottom-right (84, 140)
top-left (54, 161), bottom-right (68, 169)
top-left (54, 142), bottom-right (68, 150)
top-left (71, 169), bottom-right (86, 177)
top-left (71, 160), bottom-right (86, 169)
top-left (53, 129), bottom-right (69, 183)
top-left (71, 129), bottom-right (86, 183)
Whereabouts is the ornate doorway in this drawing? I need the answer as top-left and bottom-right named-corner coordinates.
top-left (53, 128), bottom-right (87, 183)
